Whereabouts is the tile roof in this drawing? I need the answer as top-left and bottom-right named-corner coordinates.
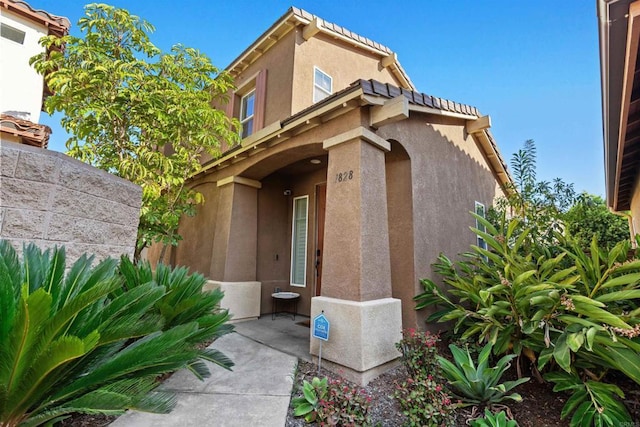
top-left (226, 7), bottom-right (413, 89)
top-left (283, 79), bottom-right (480, 127)
top-left (291, 7), bottom-right (392, 55)
top-left (1, 0), bottom-right (70, 36)
top-left (358, 79), bottom-right (480, 117)
top-left (0, 114), bottom-right (51, 148)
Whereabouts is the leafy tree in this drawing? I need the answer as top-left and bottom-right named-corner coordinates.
top-left (31, 4), bottom-right (239, 261)
top-left (564, 193), bottom-right (629, 249)
top-left (490, 139), bottom-right (576, 248)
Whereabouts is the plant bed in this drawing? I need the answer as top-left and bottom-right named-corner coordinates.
top-left (286, 359), bottom-right (575, 426)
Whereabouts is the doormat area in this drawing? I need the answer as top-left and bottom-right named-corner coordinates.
top-left (297, 319), bottom-right (311, 328)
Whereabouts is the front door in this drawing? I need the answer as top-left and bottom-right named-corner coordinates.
top-left (315, 183), bottom-right (326, 296)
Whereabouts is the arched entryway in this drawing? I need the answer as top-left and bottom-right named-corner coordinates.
top-left (385, 139), bottom-right (416, 329)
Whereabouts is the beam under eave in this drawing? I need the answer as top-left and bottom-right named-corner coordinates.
top-left (369, 95), bottom-right (409, 128)
top-left (465, 115), bottom-right (492, 134)
top-left (302, 17), bottom-right (321, 40)
top-left (380, 52), bottom-right (397, 68)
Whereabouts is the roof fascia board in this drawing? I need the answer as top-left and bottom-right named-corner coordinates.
top-left (226, 9), bottom-right (297, 73)
top-left (226, 7), bottom-right (415, 90)
top-left (473, 129), bottom-right (514, 194)
top-left (598, 0), bottom-right (614, 205)
top-left (614, 0), bottom-right (640, 210)
top-left (409, 104), bottom-right (478, 121)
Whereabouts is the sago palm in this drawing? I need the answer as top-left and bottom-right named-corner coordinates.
top-left (0, 241), bottom-right (233, 427)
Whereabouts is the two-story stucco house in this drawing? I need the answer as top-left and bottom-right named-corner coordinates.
top-left (0, 0), bottom-right (69, 148)
top-left (154, 7), bottom-right (511, 382)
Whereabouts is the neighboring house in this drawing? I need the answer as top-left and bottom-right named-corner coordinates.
top-left (598, 0), bottom-right (640, 234)
top-left (0, 1), bottom-right (142, 265)
top-left (0, 0), bottom-right (69, 148)
top-left (155, 7), bottom-right (511, 382)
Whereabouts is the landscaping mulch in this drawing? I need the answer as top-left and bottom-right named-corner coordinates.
top-left (286, 359), bottom-right (572, 427)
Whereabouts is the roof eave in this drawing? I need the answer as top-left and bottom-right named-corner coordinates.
top-left (0, 0), bottom-right (70, 36)
top-left (598, 0), bottom-right (634, 210)
top-left (224, 7), bottom-right (415, 90)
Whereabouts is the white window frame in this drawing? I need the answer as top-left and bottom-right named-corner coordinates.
top-left (313, 66), bottom-right (332, 103)
top-left (290, 195), bottom-right (309, 287)
top-left (475, 201), bottom-right (488, 251)
top-left (239, 89), bottom-right (256, 138)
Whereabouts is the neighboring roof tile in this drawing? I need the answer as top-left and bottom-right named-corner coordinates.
top-left (0, 114), bottom-right (51, 148)
top-left (1, 0), bottom-right (70, 36)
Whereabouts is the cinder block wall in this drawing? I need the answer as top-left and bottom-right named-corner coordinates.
top-left (0, 141), bottom-right (142, 261)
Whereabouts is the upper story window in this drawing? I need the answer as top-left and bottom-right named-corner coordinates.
top-left (313, 67), bottom-right (332, 103)
top-left (240, 89), bottom-right (256, 138)
top-left (1, 23), bottom-right (26, 44)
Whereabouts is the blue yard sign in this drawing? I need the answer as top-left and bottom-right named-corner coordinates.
top-left (313, 313), bottom-right (330, 341)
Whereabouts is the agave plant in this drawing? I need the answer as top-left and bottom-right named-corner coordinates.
top-left (469, 409), bottom-right (518, 427)
top-left (0, 241), bottom-right (233, 427)
top-left (437, 342), bottom-right (529, 407)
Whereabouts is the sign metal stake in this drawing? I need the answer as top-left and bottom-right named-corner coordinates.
top-left (312, 310), bottom-right (330, 375)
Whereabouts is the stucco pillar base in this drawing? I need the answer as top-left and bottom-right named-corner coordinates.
top-left (205, 280), bottom-right (261, 322)
top-left (310, 296), bottom-right (402, 385)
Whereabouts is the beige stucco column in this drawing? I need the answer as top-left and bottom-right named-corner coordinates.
top-left (310, 127), bottom-right (402, 384)
top-left (205, 176), bottom-right (262, 321)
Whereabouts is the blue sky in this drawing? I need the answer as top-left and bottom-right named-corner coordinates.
top-left (34, 1), bottom-right (603, 196)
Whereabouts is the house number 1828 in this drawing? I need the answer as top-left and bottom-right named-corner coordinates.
top-left (335, 170), bottom-right (354, 183)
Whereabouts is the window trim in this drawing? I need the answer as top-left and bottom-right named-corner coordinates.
top-left (239, 89), bottom-right (256, 138)
top-left (290, 195), bottom-right (309, 287)
top-left (475, 201), bottom-right (488, 250)
top-left (313, 66), bottom-right (333, 103)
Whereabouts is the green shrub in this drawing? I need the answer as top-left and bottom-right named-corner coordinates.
top-left (0, 241), bottom-right (233, 427)
top-left (393, 376), bottom-right (456, 427)
top-left (395, 328), bottom-right (440, 380)
top-left (318, 377), bottom-right (371, 426)
top-left (292, 376), bottom-right (371, 426)
top-left (545, 371), bottom-right (631, 426)
top-left (414, 214), bottom-right (640, 425)
top-left (437, 342), bottom-right (529, 407)
top-left (394, 329), bottom-right (456, 426)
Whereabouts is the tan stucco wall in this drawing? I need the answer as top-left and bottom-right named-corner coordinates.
top-left (162, 178), bottom-right (220, 274)
top-left (166, 103), bottom-right (504, 332)
top-left (291, 31), bottom-right (401, 114)
top-left (385, 141), bottom-right (416, 328)
top-left (232, 30), bottom-right (297, 128)
top-left (377, 113), bottom-right (503, 329)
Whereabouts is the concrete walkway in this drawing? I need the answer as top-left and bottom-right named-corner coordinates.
top-left (111, 332), bottom-right (298, 427)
